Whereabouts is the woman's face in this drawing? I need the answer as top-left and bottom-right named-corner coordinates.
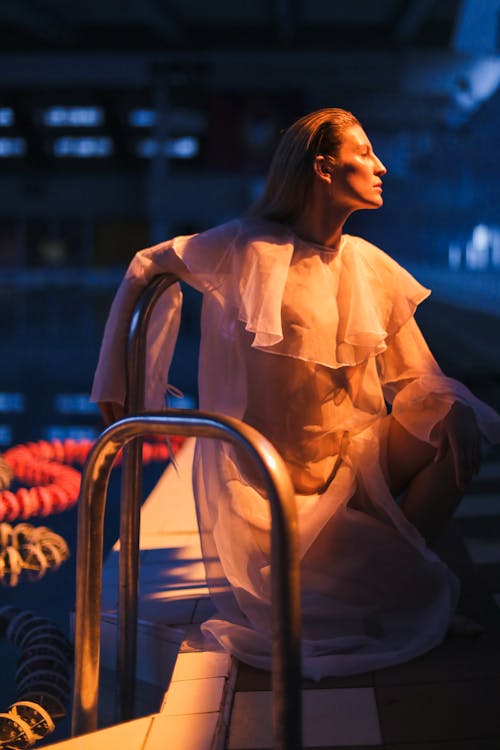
top-left (329, 124), bottom-right (387, 213)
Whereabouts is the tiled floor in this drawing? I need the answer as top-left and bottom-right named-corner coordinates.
top-left (228, 611), bottom-right (500, 749)
top-left (226, 451), bottom-right (500, 749)
top-left (228, 688), bottom-right (382, 748)
top-left (101, 438), bottom-right (207, 623)
top-left (67, 437), bottom-right (500, 750)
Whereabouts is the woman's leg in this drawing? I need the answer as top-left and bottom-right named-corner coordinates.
top-left (387, 416), bottom-right (485, 634)
top-left (386, 416), bottom-right (465, 547)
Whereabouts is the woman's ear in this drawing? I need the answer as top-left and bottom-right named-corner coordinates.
top-left (313, 155), bottom-right (333, 183)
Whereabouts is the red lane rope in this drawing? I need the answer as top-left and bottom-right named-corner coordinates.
top-left (0, 436), bottom-right (185, 523)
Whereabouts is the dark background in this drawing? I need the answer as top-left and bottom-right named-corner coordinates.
top-left (0, 0), bottom-right (499, 741)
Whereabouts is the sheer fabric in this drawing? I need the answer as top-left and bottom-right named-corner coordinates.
top-left (91, 217), bottom-right (500, 678)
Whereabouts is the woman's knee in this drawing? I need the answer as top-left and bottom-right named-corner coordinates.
top-left (386, 416), bottom-right (436, 496)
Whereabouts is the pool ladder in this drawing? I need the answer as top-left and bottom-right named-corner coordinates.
top-left (71, 273), bottom-right (303, 750)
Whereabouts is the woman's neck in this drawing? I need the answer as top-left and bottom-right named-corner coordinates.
top-left (291, 202), bottom-right (350, 250)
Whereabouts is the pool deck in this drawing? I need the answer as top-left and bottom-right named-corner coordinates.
top-left (42, 433), bottom-right (500, 750)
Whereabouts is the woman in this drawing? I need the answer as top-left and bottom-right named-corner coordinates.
top-left (92, 108), bottom-right (500, 678)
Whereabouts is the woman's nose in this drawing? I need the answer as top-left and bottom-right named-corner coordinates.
top-left (374, 155), bottom-right (387, 175)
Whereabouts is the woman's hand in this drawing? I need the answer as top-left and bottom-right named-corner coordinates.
top-left (434, 401), bottom-right (482, 492)
top-left (98, 401), bottom-right (126, 426)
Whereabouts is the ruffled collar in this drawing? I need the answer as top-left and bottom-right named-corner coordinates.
top-left (232, 218), bottom-right (430, 370)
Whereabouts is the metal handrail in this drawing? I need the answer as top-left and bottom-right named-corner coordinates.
top-left (71, 413), bottom-right (301, 748)
top-left (118, 273), bottom-right (179, 721)
top-left (71, 273), bottom-right (303, 749)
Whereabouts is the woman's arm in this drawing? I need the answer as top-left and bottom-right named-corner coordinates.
top-left (378, 315), bottom-right (499, 486)
top-left (91, 241), bottom-right (187, 412)
top-left (91, 221), bottom-right (239, 420)
top-left (433, 401), bottom-right (482, 490)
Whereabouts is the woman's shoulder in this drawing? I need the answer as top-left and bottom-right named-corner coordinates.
top-left (179, 216), bottom-right (290, 252)
top-left (343, 234), bottom-right (422, 283)
top-left (234, 216), bottom-right (293, 247)
top-left (343, 234), bottom-right (399, 264)
top-left (343, 233), bottom-right (431, 330)
top-left (184, 217), bottom-right (241, 245)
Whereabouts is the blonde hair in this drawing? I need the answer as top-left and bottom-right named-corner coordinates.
top-left (249, 108), bottom-right (360, 223)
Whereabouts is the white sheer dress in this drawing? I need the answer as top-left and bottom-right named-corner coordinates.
top-left (91, 217), bottom-right (500, 679)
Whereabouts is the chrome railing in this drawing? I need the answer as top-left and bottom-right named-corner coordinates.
top-left (71, 274), bottom-right (302, 750)
top-left (118, 274), bottom-right (179, 721)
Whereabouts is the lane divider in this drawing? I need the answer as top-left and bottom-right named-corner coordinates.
top-left (0, 436), bottom-right (185, 522)
top-left (0, 607), bottom-right (73, 749)
top-left (0, 524), bottom-right (70, 587)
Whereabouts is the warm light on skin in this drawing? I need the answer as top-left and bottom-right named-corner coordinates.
top-left (317, 124), bottom-right (387, 213)
top-left (293, 124), bottom-right (387, 250)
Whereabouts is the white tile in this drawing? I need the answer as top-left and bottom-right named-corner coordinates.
top-left (98, 667), bottom-right (164, 717)
top-left (227, 691), bottom-right (271, 749)
top-left (456, 493), bottom-right (500, 518)
top-left (100, 616), bottom-right (182, 685)
top-left (143, 533), bottom-right (202, 557)
top-left (181, 533), bottom-right (204, 557)
top-left (163, 676), bottom-right (226, 716)
top-left (103, 545), bottom-right (203, 586)
top-left (171, 650), bottom-right (233, 682)
top-left (139, 537), bottom-right (203, 564)
top-left (192, 597), bottom-right (217, 623)
top-left (222, 660), bottom-right (238, 728)
top-left (465, 538), bottom-right (500, 564)
top-left (179, 624), bottom-right (225, 653)
top-left (102, 548), bottom-right (119, 570)
top-left (140, 532), bottom-right (192, 552)
top-left (100, 583), bottom-right (118, 611)
top-left (135, 635), bottom-right (180, 687)
top-left (99, 618), bottom-right (120, 670)
top-left (101, 560), bottom-right (206, 608)
top-left (139, 598), bottom-right (197, 625)
top-left (101, 612), bottom-right (186, 642)
top-left (302, 687), bottom-right (381, 746)
top-left (41, 716), bottom-right (153, 750)
top-left (144, 711), bottom-right (219, 750)
top-left (101, 566), bottom-right (118, 585)
top-left (111, 440), bottom-right (198, 551)
top-left (228, 688), bottom-right (382, 748)
top-left (139, 558), bottom-right (206, 585)
top-left (141, 438), bottom-right (199, 534)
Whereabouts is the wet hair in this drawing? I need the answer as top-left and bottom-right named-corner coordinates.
top-left (248, 107), bottom-right (361, 223)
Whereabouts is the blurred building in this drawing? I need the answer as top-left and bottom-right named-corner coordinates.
top-left (0, 0), bottom-right (499, 440)
top-left (0, 0), bottom-right (498, 268)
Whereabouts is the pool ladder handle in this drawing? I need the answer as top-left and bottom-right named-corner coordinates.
top-left (71, 273), bottom-right (303, 750)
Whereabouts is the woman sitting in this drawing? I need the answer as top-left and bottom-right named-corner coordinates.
top-left (92, 108), bottom-right (500, 678)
